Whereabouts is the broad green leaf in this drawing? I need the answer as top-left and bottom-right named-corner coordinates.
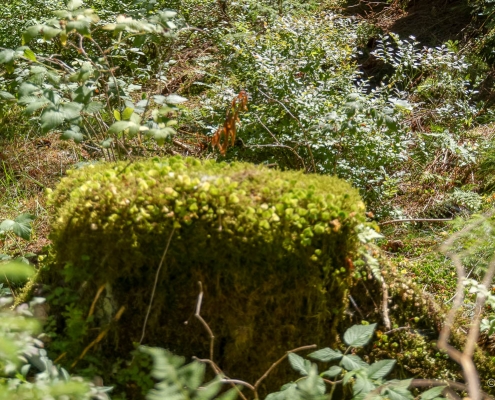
top-left (84, 101), bottom-right (104, 114)
top-left (24, 100), bottom-right (50, 115)
top-left (114, 109), bottom-right (121, 121)
top-left (101, 138), bottom-right (114, 148)
top-left (308, 347), bottom-right (343, 362)
top-left (22, 25), bottom-right (42, 44)
top-left (165, 94), bottom-right (187, 104)
top-left (343, 323), bottom-right (377, 347)
top-left (23, 48), bottom-right (37, 61)
top-left (340, 355), bottom-right (368, 371)
top-left (177, 361), bottom-right (205, 391)
top-left (66, 20), bottom-right (91, 36)
top-left (367, 359), bottom-right (396, 380)
top-left (353, 375), bottom-right (376, 396)
top-left (18, 82), bottom-right (40, 98)
top-left (321, 365), bottom-right (342, 378)
top-left (69, 62), bottom-right (94, 82)
top-left (122, 107), bottom-right (134, 120)
top-left (420, 386), bottom-right (446, 400)
top-left (73, 85), bottom-right (92, 104)
top-left (0, 260), bottom-right (35, 280)
top-left (41, 109), bottom-right (65, 132)
top-left (62, 128), bottom-right (84, 143)
top-left (41, 26), bottom-right (62, 41)
top-left (60, 102), bottom-right (83, 120)
top-left (146, 128), bottom-right (175, 144)
top-left (383, 385), bottom-right (414, 400)
top-left (0, 91), bottom-right (15, 100)
top-left (108, 121), bottom-right (132, 134)
top-left (0, 49), bottom-right (15, 64)
top-left (288, 353), bottom-right (311, 376)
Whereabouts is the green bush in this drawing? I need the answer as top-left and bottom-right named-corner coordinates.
top-left (44, 156), bottom-right (365, 396)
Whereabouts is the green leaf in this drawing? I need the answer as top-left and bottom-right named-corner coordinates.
top-left (288, 353), bottom-right (311, 376)
top-left (114, 109), bottom-right (121, 121)
top-left (73, 85), bottom-right (92, 104)
top-left (164, 94), bottom-right (188, 104)
top-left (61, 127), bottom-right (84, 143)
top-left (383, 385), bottom-right (414, 400)
top-left (22, 25), bottom-right (42, 44)
top-left (41, 109), bottom-right (65, 132)
top-left (67, 0), bottom-right (83, 10)
top-left (41, 26), bottom-right (62, 41)
top-left (354, 375), bottom-right (376, 396)
top-left (420, 386), bottom-right (446, 400)
top-left (66, 20), bottom-right (91, 36)
top-left (108, 121), bottom-right (132, 134)
top-left (0, 49), bottom-right (15, 64)
top-left (0, 214), bottom-right (35, 240)
top-left (60, 102), bottom-right (83, 121)
top-left (84, 102), bottom-right (104, 114)
top-left (69, 62), bottom-right (94, 82)
top-left (0, 91), bottom-right (15, 100)
top-left (146, 128), bottom-right (175, 144)
top-left (101, 138), bottom-right (114, 148)
top-left (367, 359), bottom-right (396, 380)
top-left (343, 323), bottom-right (377, 347)
top-left (24, 100), bottom-right (50, 115)
top-left (122, 107), bottom-right (134, 120)
top-left (178, 361), bottom-right (205, 391)
top-left (308, 347), bottom-right (343, 362)
top-left (321, 365), bottom-right (342, 378)
top-left (340, 355), bottom-right (368, 371)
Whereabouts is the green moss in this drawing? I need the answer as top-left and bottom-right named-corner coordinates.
top-left (44, 156), bottom-right (365, 396)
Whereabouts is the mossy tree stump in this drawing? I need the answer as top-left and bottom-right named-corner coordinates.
top-left (44, 156), bottom-right (365, 397)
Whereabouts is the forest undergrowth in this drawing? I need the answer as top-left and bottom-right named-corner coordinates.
top-left (3, 0), bottom-right (495, 398)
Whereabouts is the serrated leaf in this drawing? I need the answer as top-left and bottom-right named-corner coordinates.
top-left (69, 62), bottom-right (94, 82)
top-left (146, 128), bottom-right (175, 144)
top-left (383, 385), bottom-right (414, 400)
top-left (41, 26), bottom-right (62, 41)
top-left (61, 128), bottom-right (84, 143)
top-left (18, 82), bottom-right (40, 98)
top-left (0, 91), bottom-right (15, 100)
top-left (0, 214), bottom-right (35, 240)
top-left (60, 102), bottom-right (83, 120)
top-left (343, 323), bottom-right (377, 347)
top-left (72, 85), bottom-right (92, 104)
top-left (178, 361), bottom-right (205, 391)
top-left (354, 375), bottom-right (376, 396)
top-left (308, 348), bottom-right (343, 362)
top-left (108, 121), bottom-right (132, 134)
top-left (40, 109), bottom-right (65, 132)
top-left (165, 94), bottom-right (187, 104)
top-left (24, 100), bottom-right (50, 115)
top-left (288, 353), bottom-right (311, 376)
top-left (420, 386), bottom-right (446, 399)
top-left (84, 101), bottom-right (104, 114)
top-left (22, 25), bottom-right (41, 44)
top-left (321, 365), bottom-right (342, 378)
top-left (367, 359), bottom-right (396, 380)
top-left (340, 355), bottom-right (368, 371)
top-left (66, 20), bottom-right (90, 36)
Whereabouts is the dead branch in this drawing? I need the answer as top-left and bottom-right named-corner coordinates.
top-left (195, 281), bottom-right (215, 361)
top-left (380, 218), bottom-right (452, 226)
top-left (438, 212), bottom-right (495, 400)
top-left (139, 227), bottom-right (175, 344)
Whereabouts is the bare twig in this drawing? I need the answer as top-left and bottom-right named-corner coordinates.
top-left (437, 212), bottom-right (495, 400)
top-left (379, 218), bottom-right (452, 226)
top-left (382, 281), bottom-right (391, 330)
top-left (195, 281), bottom-right (215, 361)
top-left (253, 344), bottom-right (317, 398)
top-left (139, 227), bottom-right (175, 344)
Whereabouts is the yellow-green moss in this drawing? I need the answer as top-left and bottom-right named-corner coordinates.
top-left (44, 156), bottom-right (365, 395)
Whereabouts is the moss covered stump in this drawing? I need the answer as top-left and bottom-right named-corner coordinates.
top-left (44, 156), bottom-right (365, 396)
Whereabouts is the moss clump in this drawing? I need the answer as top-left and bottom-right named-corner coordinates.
top-left (44, 156), bottom-right (365, 396)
